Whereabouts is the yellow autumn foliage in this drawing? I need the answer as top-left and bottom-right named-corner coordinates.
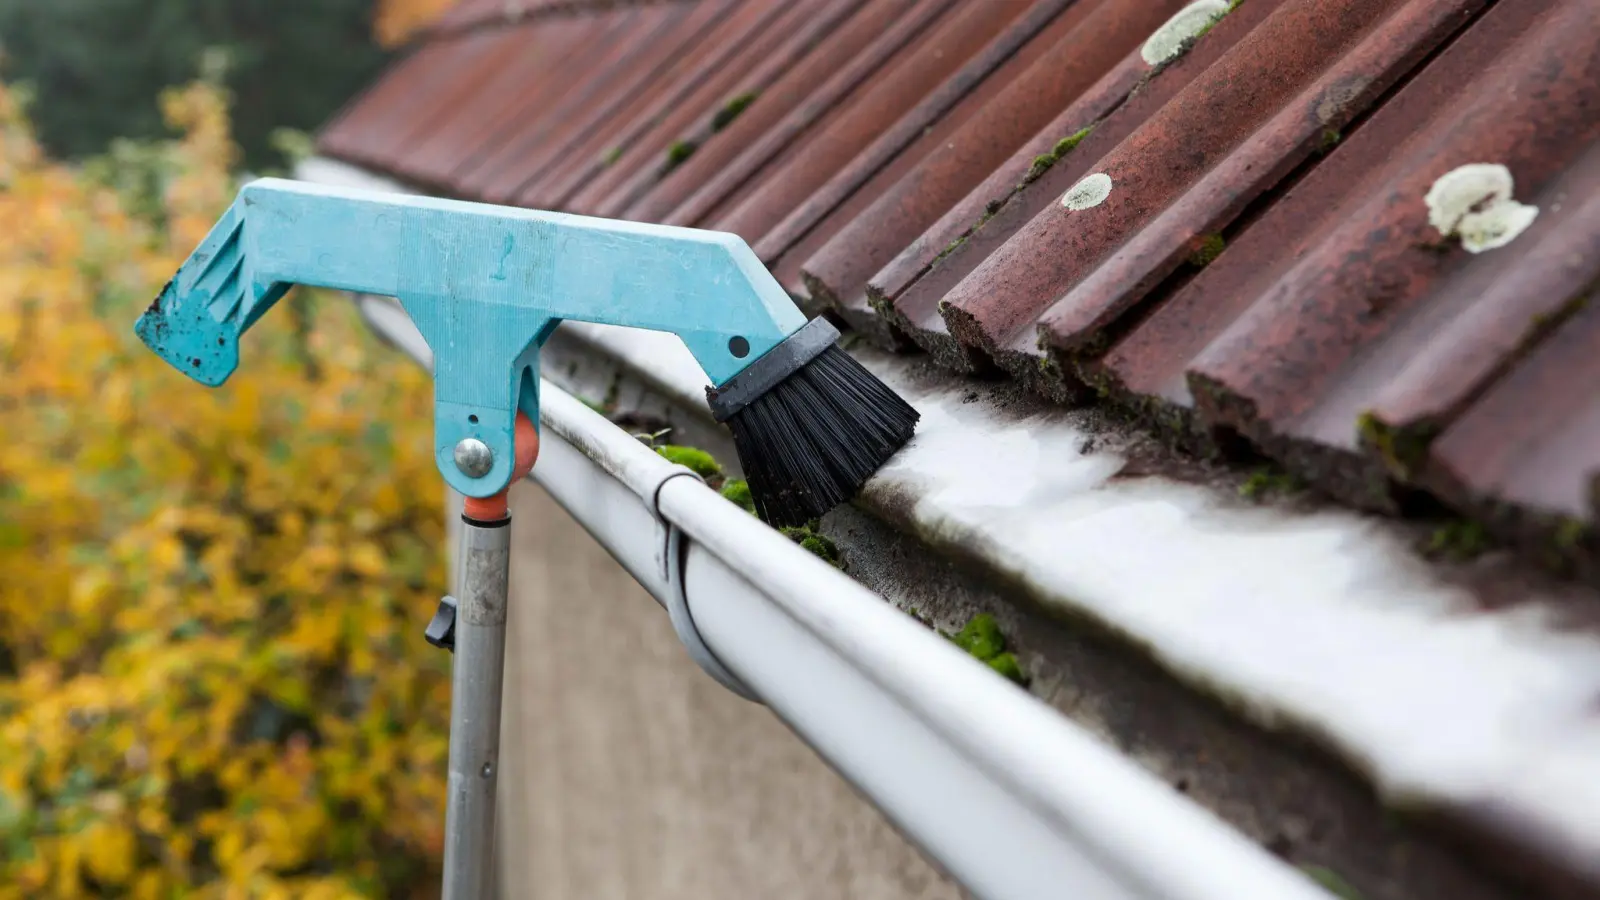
top-left (0, 74), bottom-right (449, 898)
top-left (372, 0), bottom-right (459, 48)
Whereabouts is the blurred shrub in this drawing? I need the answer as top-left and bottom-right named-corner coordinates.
top-left (373, 0), bottom-right (460, 48)
top-left (0, 0), bottom-right (391, 171)
top-left (0, 71), bottom-right (449, 899)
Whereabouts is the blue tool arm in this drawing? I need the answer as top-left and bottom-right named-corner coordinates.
top-left (135, 177), bottom-right (807, 497)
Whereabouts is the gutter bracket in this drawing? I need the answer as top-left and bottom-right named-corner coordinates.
top-left (651, 469), bottom-right (761, 703)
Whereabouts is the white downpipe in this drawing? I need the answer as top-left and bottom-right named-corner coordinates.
top-left (354, 294), bottom-right (1330, 900)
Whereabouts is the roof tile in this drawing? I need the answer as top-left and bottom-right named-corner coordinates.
top-left (663, 0), bottom-right (961, 230)
top-left (755, 0), bottom-right (1086, 274)
top-left (709, 0), bottom-right (1025, 249)
top-left (459, 1), bottom-right (725, 203)
top-left (400, 17), bottom-right (605, 184)
top-left (315, 0), bottom-right (1600, 590)
top-left (807, 0), bottom-right (1187, 350)
top-left (943, 0), bottom-right (1483, 376)
top-left (1424, 290), bottom-right (1600, 576)
top-left (512, 0), bottom-right (790, 210)
top-left (571, 0), bottom-right (861, 217)
top-left (1184, 0), bottom-right (1598, 507)
top-left (881, 0), bottom-right (1279, 380)
top-left (624, 0), bottom-right (929, 225)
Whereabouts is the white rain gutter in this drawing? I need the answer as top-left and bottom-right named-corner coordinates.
top-left (350, 287), bottom-right (1328, 900)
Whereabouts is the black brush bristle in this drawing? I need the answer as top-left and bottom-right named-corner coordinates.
top-left (724, 344), bottom-right (919, 528)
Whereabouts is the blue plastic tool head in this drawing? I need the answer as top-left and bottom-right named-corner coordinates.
top-left (135, 178), bottom-right (810, 498)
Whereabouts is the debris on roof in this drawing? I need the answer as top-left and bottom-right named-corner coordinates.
top-left (316, 0), bottom-right (1599, 578)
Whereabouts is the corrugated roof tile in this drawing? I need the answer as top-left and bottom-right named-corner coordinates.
top-left (1366, 144), bottom-right (1600, 506)
top-left (881, 0), bottom-right (1281, 383)
top-left (399, 17), bottom-right (603, 185)
top-left (456, 2), bottom-right (720, 202)
top-left (943, 0), bottom-right (1482, 377)
top-left (799, 0), bottom-right (1195, 347)
top-left (665, 0), bottom-right (962, 231)
top-left (1427, 294), bottom-right (1600, 559)
top-left (710, 0), bottom-right (1028, 250)
top-left (752, 0), bottom-right (1083, 271)
top-left (1184, 0), bottom-right (1597, 507)
top-left (569, 0), bottom-right (857, 217)
top-left (315, 0), bottom-right (1600, 592)
top-left (511, 0), bottom-right (788, 210)
top-left (624, 0), bottom-right (925, 225)
top-left (318, 36), bottom-right (483, 167)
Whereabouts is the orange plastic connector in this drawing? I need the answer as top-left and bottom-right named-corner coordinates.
top-left (461, 411), bottom-right (539, 522)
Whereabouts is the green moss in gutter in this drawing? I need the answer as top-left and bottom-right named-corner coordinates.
top-left (711, 91), bottom-right (758, 133)
top-left (952, 613), bottom-right (1004, 659)
top-left (1317, 128), bottom-right (1342, 155)
top-left (582, 393), bottom-right (850, 570)
top-left (1301, 866), bottom-right (1363, 900)
top-left (600, 146), bottom-right (623, 167)
top-left (720, 478), bottom-right (756, 515)
top-left (656, 444), bottom-right (722, 482)
top-left (1425, 518), bottom-right (1489, 562)
top-left (674, 458), bottom-right (840, 567)
top-left (799, 533), bottom-right (839, 563)
top-left (942, 613), bottom-right (1028, 686)
top-left (1188, 233), bottom-right (1226, 268)
top-left (986, 653), bottom-right (1024, 682)
top-left (1238, 465), bottom-right (1304, 500)
top-left (780, 523), bottom-right (842, 568)
top-left (578, 388), bottom-right (876, 574)
top-left (662, 140), bottom-right (698, 174)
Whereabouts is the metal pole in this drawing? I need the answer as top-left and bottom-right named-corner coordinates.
top-left (441, 512), bottom-right (511, 900)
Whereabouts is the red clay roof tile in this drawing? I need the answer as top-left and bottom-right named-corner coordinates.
top-left (512, 0), bottom-right (789, 210)
top-left (399, 17), bottom-right (604, 185)
top-left (667, 0), bottom-right (962, 232)
top-left (315, 0), bottom-right (1600, 595)
top-left (709, 0), bottom-right (1024, 248)
top-left (566, 0), bottom-right (852, 216)
top-left (624, 0), bottom-right (929, 225)
top-left (883, 0), bottom-right (1282, 380)
top-left (800, 0), bottom-right (1193, 342)
top-left (1186, 0), bottom-right (1597, 506)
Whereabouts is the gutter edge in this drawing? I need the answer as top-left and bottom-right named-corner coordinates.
top-left (302, 157), bottom-right (1331, 900)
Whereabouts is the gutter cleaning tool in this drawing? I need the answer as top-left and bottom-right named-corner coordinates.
top-left (133, 177), bottom-right (919, 900)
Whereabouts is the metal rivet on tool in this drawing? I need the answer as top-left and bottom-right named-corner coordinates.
top-left (454, 438), bottom-right (494, 478)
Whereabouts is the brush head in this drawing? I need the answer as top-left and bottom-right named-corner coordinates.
top-left (708, 318), bottom-right (919, 528)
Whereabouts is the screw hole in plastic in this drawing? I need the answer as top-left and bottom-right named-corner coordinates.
top-left (728, 336), bottom-right (750, 358)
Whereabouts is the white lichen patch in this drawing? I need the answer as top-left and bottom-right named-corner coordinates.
top-left (1061, 172), bottom-right (1113, 211)
top-left (1141, 0), bottom-right (1231, 66)
top-left (1425, 163), bottom-right (1540, 254)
